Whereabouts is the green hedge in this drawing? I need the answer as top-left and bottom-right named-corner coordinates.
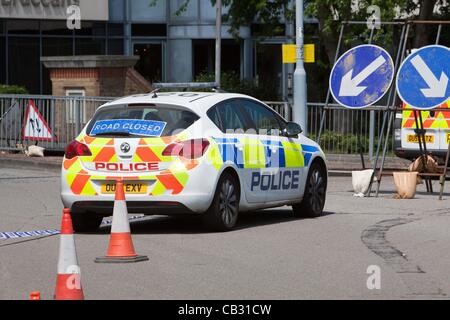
top-left (310, 131), bottom-right (394, 154)
top-left (0, 85), bottom-right (28, 94)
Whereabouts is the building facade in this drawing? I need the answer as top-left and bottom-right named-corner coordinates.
top-left (0, 0), bottom-right (301, 97)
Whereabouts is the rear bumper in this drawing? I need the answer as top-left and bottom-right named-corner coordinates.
top-left (61, 162), bottom-right (220, 214)
top-left (70, 200), bottom-right (195, 215)
top-left (394, 147), bottom-right (449, 162)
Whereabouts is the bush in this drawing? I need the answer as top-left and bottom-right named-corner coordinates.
top-left (0, 85), bottom-right (28, 94)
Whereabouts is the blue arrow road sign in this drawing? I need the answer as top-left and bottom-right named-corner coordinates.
top-left (397, 45), bottom-right (450, 110)
top-left (330, 44), bottom-right (394, 109)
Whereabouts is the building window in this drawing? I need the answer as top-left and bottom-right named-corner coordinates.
top-left (131, 24), bottom-right (167, 37)
top-left (65, 89), bottom-right (87, 124)
top-left (8, 37), bottom-right (40, 93)
top-left (6, 20), bottom-right (39, 35)
top-left (193, 40), bottom-right (241, 78)
top-left (75, 38), bottom-right (106, 55)
top-left (133, 43), bottom-right (163, 83)
top-left (41, 20), bottom-right (73, 36)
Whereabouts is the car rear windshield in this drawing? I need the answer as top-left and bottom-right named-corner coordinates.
top-left (86, 104), bottom-right (199, 137)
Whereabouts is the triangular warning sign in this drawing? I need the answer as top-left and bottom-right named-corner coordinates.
top-left (22, 100), bottom-right (55, 142)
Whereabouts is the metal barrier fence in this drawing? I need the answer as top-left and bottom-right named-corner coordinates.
top-left (0, 95), bottom-right (111, 152)
top-left (0, 95), bottom-right (393, 155)
top-left (307, 103), bottom-right (394, 155)
top-left (267, 101), bottom-right (394, 156)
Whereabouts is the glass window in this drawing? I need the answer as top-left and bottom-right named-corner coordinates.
top-left (107, 23), bottom-right (124, 36)
top-left (8, 37), bottom-right (40, 93)
top-left (208, 100), bottom-right (247, 133)
top-left (41, 20), bottom-right (73, 36)
top-left (238, 99), bottom-right (283, 135)
top-left (133, 43), bottom-right (163, 83)
top-left (75, 38), bottom-right (106, 55)
top-left (66, 90), bottom-right (87, 124)
top-left (7, 20), bottom-right (39, 35)
top-left (0, 37), bottom-right (5, 84)
top-left (107, 39), bottom-right (124, 55)
top-left (87, 105), bottom-right (199, 137)
top-left (131, 24), bottom-right (167, 37)
top-left (193, 39), bottom-right (241, 78)
top-left (42, 37), bottom-right (73, 56)
top-left (75, 21), bottom-right (106, 36)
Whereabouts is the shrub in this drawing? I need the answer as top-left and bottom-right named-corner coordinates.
top-left (0, 85), bottom-right (28, 94)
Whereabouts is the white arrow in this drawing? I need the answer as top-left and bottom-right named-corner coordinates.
top-left (339, 55), bottom-right (387, 97)
top-left (410, 54), bottom-right (448, 98)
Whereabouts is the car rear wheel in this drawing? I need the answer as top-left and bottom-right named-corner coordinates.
top-left (71, 212), bottom-right (103, 233)
top-left (203, 172), bottom-right (240, 232)
top-left (293, 161), bottom-right (327, 218)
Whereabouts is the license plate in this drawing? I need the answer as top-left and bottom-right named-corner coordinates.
top-left (407, 134), bottom-right (434, 143)
top-left (101, 183), bottom-right (147, 194)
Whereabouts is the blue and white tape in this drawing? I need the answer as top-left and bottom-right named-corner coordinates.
top-left (0, 229), bottom-right (60, 240)
top-left (0, 215), bottom-right (146, 240)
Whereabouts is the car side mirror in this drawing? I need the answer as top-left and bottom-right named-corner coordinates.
top-left (284, 122), bottom-right (303, 137)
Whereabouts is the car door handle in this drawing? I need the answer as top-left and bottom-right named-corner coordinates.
top-left (270, 146), bottom-right (278, 153)
top-left (236, 143), bottom-right (244, 150)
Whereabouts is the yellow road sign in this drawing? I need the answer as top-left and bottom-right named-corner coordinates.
top-left (282, 44), bottom-right (315, 64)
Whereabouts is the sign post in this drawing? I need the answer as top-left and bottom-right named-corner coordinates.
top-left (293, 0), bottom-right (307, 134)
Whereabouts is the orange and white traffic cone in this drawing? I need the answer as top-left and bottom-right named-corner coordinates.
top-left (95, 178), bottom-right (148, 263)
top-left (30, 292), bottom-right (41, 300)
top-left (54, 209), bottom-right (84, 300)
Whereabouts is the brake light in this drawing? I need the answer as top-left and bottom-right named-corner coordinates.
top-left (162, 139), bottom-right (210, 159)
top-left (65, 140), bottom-right (92, 160)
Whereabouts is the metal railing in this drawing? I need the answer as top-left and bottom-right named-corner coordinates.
top-left (267, 101), bottom-right (394, 155)
top-left (307, 103), bottom-right (394, 155)
top-left (0, 95), bottom-right (111, 152)
top-left (0, 94), bottom-right (394, 155)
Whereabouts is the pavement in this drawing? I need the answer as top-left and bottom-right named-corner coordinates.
top-left (1, 166), bottom-right (450, 300)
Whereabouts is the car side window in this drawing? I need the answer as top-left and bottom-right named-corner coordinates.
top-left (238, 99), bottom-right (283, 135)
top-left (207, 100), bottom-right (247, 133)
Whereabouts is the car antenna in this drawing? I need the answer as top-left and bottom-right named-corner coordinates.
top-left (150, 88), bottom-right (160, 98)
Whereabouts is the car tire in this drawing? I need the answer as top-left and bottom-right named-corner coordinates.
top-left (203, 172), bottom-right (240, 232)
top-left (71, 212), bottom-right (103, 233)
top-left (293, 161), bottom-right (327, 218)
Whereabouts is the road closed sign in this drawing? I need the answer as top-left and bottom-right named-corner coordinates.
top-left (330, 44), bottom-right (394, 109)
top-left (396, 45), bottom-right (450, 110)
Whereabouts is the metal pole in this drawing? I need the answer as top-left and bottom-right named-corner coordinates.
top-left (374, 22), bottom-right (410, 197)
top-left (317, 23), bottom-right (345, 144)
top-left (293, 0), bottom-right (307, 133)
top-left (368, 27), bottom-right (375, 159)
top-left (215, 0), bottom-right (222, 88)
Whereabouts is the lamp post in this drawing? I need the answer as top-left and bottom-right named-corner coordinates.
top-left (215, 0), bottom-right (222, 88)
top-left (293, 0), bottom-right (307, 134)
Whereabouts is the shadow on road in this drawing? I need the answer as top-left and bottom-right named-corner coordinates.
top-left (92, 209), bottom-right (335, 235)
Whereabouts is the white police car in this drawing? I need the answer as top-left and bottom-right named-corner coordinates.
top-left (61, 92), bottom-right (327, 232)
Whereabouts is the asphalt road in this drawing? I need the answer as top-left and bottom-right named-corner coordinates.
top-left (1, 167), bottom-right (450, 300)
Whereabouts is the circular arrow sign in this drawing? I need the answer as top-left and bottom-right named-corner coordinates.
top-left (396, 45), bottom-right (450, 110)
top-left (330, 44), bottom-right (394, 109)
